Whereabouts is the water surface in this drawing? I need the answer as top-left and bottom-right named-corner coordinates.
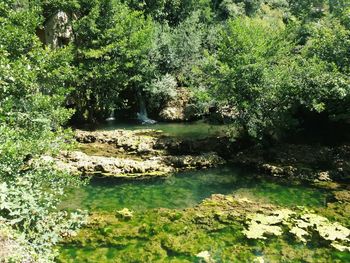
top-left (61, 166), bottom-right (329, 212)
top-left (58, 166), bottom-right (346, 263)
top-left (85, 120), bottom-right (227, 139)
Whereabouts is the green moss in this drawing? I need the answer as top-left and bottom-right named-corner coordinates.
top-left (76, 143), bottom-right (143, 161)
top-left (58, 194), bottom-right (350, 262)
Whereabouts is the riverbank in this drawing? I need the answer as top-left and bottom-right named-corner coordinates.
top-left (52, 127), bottom-right (350, 185)
top-left (232, 143), bottom-right (350, 185)
top-left (50, 129), bottom-right (227, 179)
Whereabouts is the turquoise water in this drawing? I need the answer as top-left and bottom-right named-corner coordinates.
top-left (61, 166), bottom-right (329, 212)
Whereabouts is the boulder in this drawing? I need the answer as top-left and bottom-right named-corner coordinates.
top-left (159, 88), bottom-right (200, 121)
top-left (44, 11), bottom-right (73, 48)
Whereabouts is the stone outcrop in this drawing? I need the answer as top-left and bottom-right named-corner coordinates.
top-left (75, 129), bottom-right (232, 157)
top-left (44, 11), bottom-right (73, 48)
top-left (159, 88), bottom-right (200, 121)
top-left (53, 129), bottom-right (226, 179)
top-left (54, 151), bottom-right (223, 179)
top-left (54, 151), bottom-right (172, 178)
top-left (75, 129), bottom-right (162, 155)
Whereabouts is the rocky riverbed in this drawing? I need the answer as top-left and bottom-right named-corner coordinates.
top-left (59, 190), bottom-right (350, 262)
top-left (49, 129), bottom-right (226, 179)
top-left (46, 128), bottom-right (350, 184)
top-left (55, 128), bottom-right (350, 262)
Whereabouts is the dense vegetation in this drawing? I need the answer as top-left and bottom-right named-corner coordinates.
top-left (0, 1), bottom-right (85, 261)
top-left (40, 0), bottom-right (350, 140)
top-left (0, 0), bottom-right (350, 261)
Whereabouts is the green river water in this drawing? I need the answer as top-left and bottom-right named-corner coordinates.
top-left (61, 166), bottom-right (328, 212)
top-left (83, 120), bottom-right (227, 139)
top-left (58, 166), bottom-right (350, 262)
top-left (58, 122), bottom-right (350, 262)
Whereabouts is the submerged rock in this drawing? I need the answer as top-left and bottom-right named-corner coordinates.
top-left (243, 221), bottom-right (283, 240)
top-left (242, 208), bottom-right (350, 252)
top-left (59, 193), bottom-right (350, 262)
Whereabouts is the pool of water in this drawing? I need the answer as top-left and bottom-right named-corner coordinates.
top-left (58, 166), bottom-right (349, 263)
top-left (81, 120), bottom-right (227, 139)
top-left (61, 166), bottom-right (329, 212)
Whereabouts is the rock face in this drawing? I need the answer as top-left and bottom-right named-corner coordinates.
top-left (44, 11), bottom-right (73, 48)
top-left (159, 88), bottom-right (200, 121)
top-left (53, 129), bottom-right (226, 179)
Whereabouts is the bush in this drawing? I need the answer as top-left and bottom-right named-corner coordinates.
top-left (0, 1), bottom-right (86, 261)
top-left (145, 74), bottom-right (177, 111)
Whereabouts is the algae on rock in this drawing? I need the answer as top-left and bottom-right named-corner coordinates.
top-left (242, 209), bottom-right (350, 252)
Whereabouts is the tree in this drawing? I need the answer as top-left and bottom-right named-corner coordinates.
top-left (202, 15), bottom-right (350, 140)
top-left (0, 1), bottom-right (85, 260)
top-left (201, 17), bottom-right (290, 138)
top-left (71, 0), bottom-right (155, 123)
top-left (123, 0), bottom-right (213, 25)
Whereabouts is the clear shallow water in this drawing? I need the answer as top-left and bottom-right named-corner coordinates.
top-left (86, 120), bottom-right (227, 139)
top-left (58, 166), bottom-right (348, 263)
top-left (61, 166), bottom-right (329, 212)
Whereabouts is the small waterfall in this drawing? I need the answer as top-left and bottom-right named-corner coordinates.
top-left (105, 109), bottom-right (116, 122)
top-left (137, 91), bottom-right (157, 125)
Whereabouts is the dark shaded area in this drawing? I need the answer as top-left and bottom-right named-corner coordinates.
top-left (286, 108), bottom-right (350, 146)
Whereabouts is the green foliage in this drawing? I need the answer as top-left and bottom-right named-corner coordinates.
top-left (201, 15), bottom-right (350, 139)
top-left (201, 17), bottom-right (290, 138)
top-left (302, 17), bottom-right (350, 73)
top-left (144, 73), bottom-right (177, 111)
top-left (2, 0), bottom-right (350, 139)
top-left (288, 0), bottom-right (327, 19)
top-left (40, 0), bottom-right (80, 18)
top-left (0, 165), bottom-right (87, 261)
top-left (151, 12), bottom-right (209, 84)
top-left (72, 0), bottom-right (155, 122)
top-left (123, 0), bottom-right (213, 25)
top-left (0, 1), bottom-right (86, 261)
